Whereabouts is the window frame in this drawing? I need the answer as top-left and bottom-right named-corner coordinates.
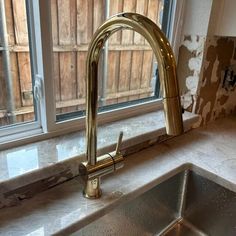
top-left (0, 0), bottom-right (185, 150)
top-left (0, 0), bottom-right (42, 144)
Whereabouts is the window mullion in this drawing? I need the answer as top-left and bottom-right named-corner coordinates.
top-left (30, 0), bottom-right (56, 133)
top-left (168, 0), bottom-right (186, 59)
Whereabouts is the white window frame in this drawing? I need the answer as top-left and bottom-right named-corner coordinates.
top-left (37, 0), bottom-right (165, 133)
top-left (0, 0), bottom-right (185, 150)
top-left (0, 0), bottom-right (42, 145)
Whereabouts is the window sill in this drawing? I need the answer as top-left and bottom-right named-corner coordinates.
top-left (0, 110), bottom-right (199, 208)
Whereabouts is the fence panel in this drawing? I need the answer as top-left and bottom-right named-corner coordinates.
top-left (0, 0), bottom-right (163, 124)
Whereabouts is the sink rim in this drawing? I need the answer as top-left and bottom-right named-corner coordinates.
top-left (65, 163), bottom-right (236, 235)
top-left (74, 164), bottom-right (236, 236)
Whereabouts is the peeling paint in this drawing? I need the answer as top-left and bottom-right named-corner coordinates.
top-left (218, 95), bottom-right (229, 106)
top-left (178, 35), bottom-right (205, 112)
top-left (195, 36), bottom-right (236, 125)
top-left (211, 59), bottom-right (220, 82)
top-left (186, 75), bottom-right (199, 94)
top-left (201, 101), bottom-right (211, 125)
top-left (178, 35), bottom-right (236, 126)
top-left (182, 35), bottom-right (204, 55)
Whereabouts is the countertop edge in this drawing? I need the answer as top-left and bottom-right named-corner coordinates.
top-left (54, 162), bottom-right (236, 236)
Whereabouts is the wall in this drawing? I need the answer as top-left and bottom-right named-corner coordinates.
top-left (182, 0), bottom-right (212, 36)
top-left (177, 0), bottom-right (236, 126)
top-left (195, 37), bottom-right (236, 125)
top-left (177, 0), bottom-right (212, 112)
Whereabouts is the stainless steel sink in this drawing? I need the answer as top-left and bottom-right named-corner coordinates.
top-left (73, 170), bottom-right (236, 236)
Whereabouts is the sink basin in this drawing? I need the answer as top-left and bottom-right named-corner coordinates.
top-left (73, 170), bottom-right (236, 236)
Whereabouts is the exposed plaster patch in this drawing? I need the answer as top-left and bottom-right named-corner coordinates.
top-left (177, 45), bottom-right (193, 94)
top-left (186, 75), bottom-right (198, 94)
top-left (211, 59), bottom-right (219, 83)
top-left (195, 36), bottom-right (236, 125)
top-left (202, 101), bottom-right (211, 126)
top-left (178, 35), bottom-right (206, 112)
top-left (189, 57), bottom-right (202, 72)
top-left (182, 35), bottom-right (205, 55)
top-left (196, 97), bottom-right (203, 115)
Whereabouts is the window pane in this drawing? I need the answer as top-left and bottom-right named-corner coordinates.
top-left (0, 0), bottom-right (36, 127)
top-left (51, 0), bottom-right (165, 120)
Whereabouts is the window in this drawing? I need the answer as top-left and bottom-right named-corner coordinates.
top-left (0, 0), bottom-right (176, 147)
top-left (52, 0), bottom-right (165, 122)
top-left (0, 0), bottom-right (41, 144)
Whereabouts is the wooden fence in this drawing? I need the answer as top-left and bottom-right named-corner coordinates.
top-left (0, 0), bottom-right (163, 125)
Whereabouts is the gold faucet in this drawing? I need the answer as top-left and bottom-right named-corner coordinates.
top-left (79, 13), bottom-right (183, 199)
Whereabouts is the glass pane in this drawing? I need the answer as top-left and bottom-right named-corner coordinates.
top-left (0, 0), bottom-right (35, 127)
top-left (51, 0), bottom-right (164, 120)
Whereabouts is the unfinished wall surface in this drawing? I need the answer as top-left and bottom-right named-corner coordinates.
top-left (195, 36), bottom-right (236, 125)
top-left (177, 0), bottom-right (236, 126)
top-left (177, 35), bottom-right (206, 112)
top-left (178, 36), bottom-right (236, 126)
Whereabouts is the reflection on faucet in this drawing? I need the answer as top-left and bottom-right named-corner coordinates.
top-left (79, 12), bottom-right (183, 199)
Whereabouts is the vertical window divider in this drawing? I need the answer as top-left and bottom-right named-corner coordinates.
top-left (29, 0), bottom-right (56, 133)
top-left (168, 0), bottom-right (186, 59)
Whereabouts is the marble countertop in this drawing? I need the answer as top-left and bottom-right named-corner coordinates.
top-left (0, 115), bottom-right (235, 235)
top-left (0, 111), bottom-right (198, 209)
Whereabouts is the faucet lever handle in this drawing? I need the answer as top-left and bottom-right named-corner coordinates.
top-left (115, 131), bottom-right (123, 154)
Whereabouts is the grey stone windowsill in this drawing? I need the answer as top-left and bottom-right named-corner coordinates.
top-left (0, 110), bottom-right (199, 208)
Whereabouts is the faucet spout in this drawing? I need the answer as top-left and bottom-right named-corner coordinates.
top-left (86, 12), bottom-right (183, 165)
top-left (80, 12), bottom-right (183, 199)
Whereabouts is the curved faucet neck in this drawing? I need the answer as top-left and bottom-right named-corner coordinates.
top-left (86, 13), bottom-right (183, 165)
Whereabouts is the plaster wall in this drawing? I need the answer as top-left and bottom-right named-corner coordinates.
top-left (177, 0), bottom-right (236, 126)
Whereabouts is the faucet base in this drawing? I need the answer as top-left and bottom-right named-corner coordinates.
top-left (83, 177), bottom-right (102, 199)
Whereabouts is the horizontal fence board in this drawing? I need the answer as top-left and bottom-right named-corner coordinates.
top-left (0, 87), bottom-right (154, 118)
top-left (2, 44), bottom-right (153, 52)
